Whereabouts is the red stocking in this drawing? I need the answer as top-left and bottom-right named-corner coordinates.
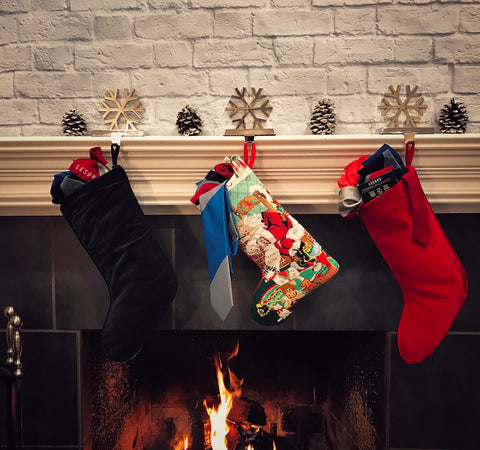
top-left (343, 145), bottom-right (468, 363)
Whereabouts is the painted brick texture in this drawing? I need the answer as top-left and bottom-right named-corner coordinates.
top-left (0, 1), bottom-right (478, 135)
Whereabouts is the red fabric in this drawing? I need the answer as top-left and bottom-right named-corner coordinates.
top-left (89, 147), bottom-right (108, 166)
top-left (214, 162), bottom-right (234, 179)
top-left (317, 251), bottom-right (328, 265)
top-left (366, 165), bottom-right (393, 181)
top-left (405, 141), bottom-right (415, 166)
top-left (274, 239), bottom-right (295, 256)
top-left (69, 158), bottom-right (99, 181)
top-left (337, 155), bottom-right (368, 188)
top-left (262, 211), bottom-right (293, 256)
top-left (404, 166), bottom-right (430, 246)
top-left (359, 166), bottom-right (467, 364)
top-left (243, 142), bottom-right (256, 168)
top-left (190, 182), bottom-right (221, 205)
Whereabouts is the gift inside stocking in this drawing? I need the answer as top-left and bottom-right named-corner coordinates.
top-left (227, 156), bottom-right (339, 325)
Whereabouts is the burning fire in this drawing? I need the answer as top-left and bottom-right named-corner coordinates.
top-left (204, 343), bottom-right (243, 450)
top-left (173, 436), bottom-right (189, 450)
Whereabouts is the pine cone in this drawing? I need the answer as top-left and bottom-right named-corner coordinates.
top-left (439, 98), bottom-right (468, 134)
top-left (310, 99), bottom-right (336, 135)
top-left (176, 105), bottom-right (203, 136)
top-left (62, 109), bottom-right (87, 136)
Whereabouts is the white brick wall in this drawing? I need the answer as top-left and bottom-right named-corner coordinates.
top-left (0, 0), bottom-right (478, 136)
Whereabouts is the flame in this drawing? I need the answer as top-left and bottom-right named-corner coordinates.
top-left (204, 346), bottom-right (243, 450)
top-left (228, 340), bottom-right (240, 361)
top-left (273, 442), bottom-right (276, 450)
top-left (173, 436), bottom-right (189, 450)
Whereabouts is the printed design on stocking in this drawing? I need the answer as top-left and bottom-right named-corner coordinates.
top-left (227, 156), bottom-right (339, 325)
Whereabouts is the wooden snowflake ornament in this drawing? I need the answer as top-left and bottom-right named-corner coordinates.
top-left (99, 89), bottom-right (145, 131)
top-left (379, 85), bottom-right (434, 140)
top-left (225, 87), bottom-right (275, 136)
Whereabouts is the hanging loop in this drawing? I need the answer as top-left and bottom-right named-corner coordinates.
top-left (403, 130), bottom-right (415, 167)
top-left (111, 143), bottom-right (120, 167)
top-left (110, 132), bottom-right (123, 167)
top-left (405, 141), bottom-right (415, 167)
top-left (243, 136), bottom-right (256, 168)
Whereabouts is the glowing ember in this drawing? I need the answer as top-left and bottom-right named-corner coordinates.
top-left (204, 344), bottom-right (243, 450)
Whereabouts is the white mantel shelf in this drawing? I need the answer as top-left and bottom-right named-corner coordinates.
top-left (1, 134), bottom-right (480, 216)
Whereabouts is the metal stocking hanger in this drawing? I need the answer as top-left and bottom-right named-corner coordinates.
top-left (225, 130), bottom-right (275, 169)
top-left (110, 132), bottom-right (123, 167)
top-left (224, 86), bottom-right (275, 168)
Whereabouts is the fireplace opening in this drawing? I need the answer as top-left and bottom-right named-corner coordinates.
top-left (81, 331), bottom-right (386, 450)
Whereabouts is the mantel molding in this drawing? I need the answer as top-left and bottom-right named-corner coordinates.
top-left (1, 134), bottom-right (480, 215)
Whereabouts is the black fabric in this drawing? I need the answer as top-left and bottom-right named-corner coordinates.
top-left (60, 165), bottom-right (177, 361)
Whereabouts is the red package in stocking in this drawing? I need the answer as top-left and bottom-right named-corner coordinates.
top-left (353, 148), bottom-right (467, 364)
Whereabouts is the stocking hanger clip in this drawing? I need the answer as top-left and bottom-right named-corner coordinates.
top-left (243, 135), bottom-right (256, 168)
top-left (224, 128), bottom-right (275, 169)
top-left (381, 126), bottom-right (433, 167)
top-left (110, 132), bottom-right (126, 167)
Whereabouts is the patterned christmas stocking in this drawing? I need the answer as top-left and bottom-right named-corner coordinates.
top-left (55, 151), bottom-right (177, 362)
top-left (339, 144), bottom-right (468, 364)
top-left (226, 155), bottom-right (339, 325)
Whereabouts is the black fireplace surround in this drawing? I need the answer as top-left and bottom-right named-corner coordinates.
top-left (1, 213), bottom-right (480, 450)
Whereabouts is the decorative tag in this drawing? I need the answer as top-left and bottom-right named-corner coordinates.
top-left (358, 169), bottom-right (398, 203)
top-left (69, 158), bottom-right (99, 181)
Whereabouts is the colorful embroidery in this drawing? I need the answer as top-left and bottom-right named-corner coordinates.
top-left (227, 156), bottom-right (339, 325)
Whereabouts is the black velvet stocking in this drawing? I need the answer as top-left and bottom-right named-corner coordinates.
top-left (60, 165), bottom-right (177, 361)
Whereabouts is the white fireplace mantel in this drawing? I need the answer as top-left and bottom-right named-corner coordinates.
top-left (1, 134), bottom-right (480, 216)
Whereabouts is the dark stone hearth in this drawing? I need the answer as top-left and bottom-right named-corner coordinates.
top-left (389, 333), bottom-right (480, 449)
top-left (282, 406), bottom-right (323, 434)
top-left (0, 214), bottom-right (479, 449)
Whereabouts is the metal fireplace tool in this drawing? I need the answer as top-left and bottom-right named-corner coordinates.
top-left (1, 306), bottom-right (23, 450)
